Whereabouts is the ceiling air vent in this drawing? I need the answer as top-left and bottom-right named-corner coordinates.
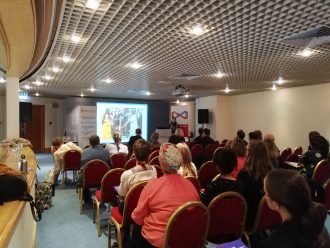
top-left (280, 26), bottom-right (330, 48)
top-left (170, 73), bottom-right (200, 80)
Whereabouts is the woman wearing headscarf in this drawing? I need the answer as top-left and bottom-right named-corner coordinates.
top-left (131, 143), bottom-right (199, 248)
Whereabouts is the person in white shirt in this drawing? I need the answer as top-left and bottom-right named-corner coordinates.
top-left (105, 132), bottom-right (128, 156)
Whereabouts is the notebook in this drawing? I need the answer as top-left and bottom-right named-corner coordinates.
top-left (216, 239), bottom-right (248, 248)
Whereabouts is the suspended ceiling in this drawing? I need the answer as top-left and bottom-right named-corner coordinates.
top-left (20, 0), bottom-right (330, 100)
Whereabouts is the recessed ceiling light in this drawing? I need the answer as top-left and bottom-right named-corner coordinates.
top-left (272, 84), bottom-right (277, 91)
top-left (86, 0), bottom-right (101, 9)
top-left (24, 85), bottom-right (31, 90)
top-left (63, 55), bottom-right (70, 63)
top-left (300, 48), bottom-right (313, 57)
top-left (224, 84), bottom-right (230, 93)
top-left (71, 34), bottom-right (81, 43)
top-left (146, 91), bottom-right (151, 96)
top-left (0, 76), bottom-right (6, 83)
top-left (52, 66), bottom-right (60, 72)
top-left (44, 74), bottom-right (53, 80)
top-left (81, 93), bottom-right (84, 97)
top-left (89, 87), bottom-right (96, 92)
top-left (277, 76), bottom-right (284, 85)
top-left (104, 78), bottom-right (112, 83)
top-left (191, 24), bottom-right (204, 35)
top-left (184, 94), bottom-right (189, 98)
top-left (215, 71), bottom-right (224, 78)
top-left (128, 62), bottom-right (143, 69)
top-left (33, 80), bottom-right (44, 86)
top-left (35, 92), bottom-right (40, 96)
top-left (176, 99), bottom-right (180, 104)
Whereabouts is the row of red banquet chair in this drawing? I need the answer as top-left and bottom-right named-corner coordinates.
top-left (109, 188), bottom-right (282, 248)
top-left (77, 159), bottom-right (164, 237)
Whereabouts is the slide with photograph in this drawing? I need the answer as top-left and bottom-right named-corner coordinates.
top-left (97, 102), bottom-right (148, 143)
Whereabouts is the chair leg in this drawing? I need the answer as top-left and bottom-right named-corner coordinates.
top-left (61, 170), bottom-right (65, 186)
top-left (79, 188), bottom-right (83, 215)
top-left (97, 201), bottom-right (101, 237)
top-left (108, 221), bottom-right (112, 248)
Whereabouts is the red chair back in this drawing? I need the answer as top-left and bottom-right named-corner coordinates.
top-left (212, 147), bottom-right (226, 161)
top-left (208, 192), bottom-right (247, 243)
top-left (124, 158), bottom-right (136, 170)
top-left (293, 146), bottom-right (303, 155)
top-left (163, 201), bottom-right (209, 248)
top-left (111, 153), bottom-right (127, 169)
top-left (149, 156), bottom-right (160, 166)
top-left (153, 165), bottom-right (164, 178)
top-left (249, 195), bottom-right (281, 234)
top-left (185, 176), bottom-right (201, 192)
top-left (279, 147), bottom-right (292, 163)
top-left (122, 181), bottom-right (148, 228)
top-left (150, 146), bottom-right (160, 153)
top-left (100, 168), bottom-right (125, 203)
top-left (191, 144), bottom-right (203, 160)
top-left (63, 150), bottom-right (81, 171)
top-left (286, 153), bottom-right (299, 162)
top-left (324, 179), bottom-right (330, 211)
top-left (205, 143), bottom-right (218, 160)
top-left (312, 159), bottom-right (330, 185)
top-left (148, 150), bottom-right (159, 164)
top-left (83, 159), bottom-right (109, 188)
top-left (198, 161), bottom-right (219, 189)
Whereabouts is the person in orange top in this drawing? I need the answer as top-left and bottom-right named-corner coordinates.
top-left (131, 143), bottom-right (199, 248)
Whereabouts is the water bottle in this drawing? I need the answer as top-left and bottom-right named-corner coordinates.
top-left (20, 154), bottom-right (28, 173)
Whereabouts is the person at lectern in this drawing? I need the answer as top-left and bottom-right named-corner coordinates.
top-left (102, 113), bottom-right (111, 140)
top-left (169, 117), bottom-right (178, 134)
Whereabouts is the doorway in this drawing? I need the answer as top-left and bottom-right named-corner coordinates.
top-left (21, 105), bottom-right (45, 152)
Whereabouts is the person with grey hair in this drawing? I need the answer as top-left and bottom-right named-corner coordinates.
top-left (131, 143), bottom-right (199, 247)
top-left (105, 132), bottom-right (128, 156)
top-left (168, 128), bottom-right (185, 145)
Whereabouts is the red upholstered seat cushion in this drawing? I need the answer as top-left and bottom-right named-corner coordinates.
top-left (95, 190), bottom-right (101, 202)
top-left (111, 207), bottom-right (123, 224)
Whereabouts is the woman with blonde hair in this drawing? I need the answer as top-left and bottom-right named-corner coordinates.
top-left (176, 143), bottom-right (198, 178)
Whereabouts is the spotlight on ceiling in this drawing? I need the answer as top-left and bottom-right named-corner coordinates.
top-left (104, 78), bottom-right (112, 83)
top-left (224, 84), bottom-right (230, 93)
top-left (272, 84), bottom-right (277, 91)
top-left (0, 76), bottom-right (6, 83)
top-left (128, 62), bottom-right (143, 69)
top-left (71, 34), bottom-right (81, 43)
top-left (35, 92), bottom-right (40, 96)
top-left (146, 91), bottom-right (151, 96)
top-left (89, 86), bottom-right (96, 92)
top-left (277, 76), bottom-right (284, 85)
top-left (44, 74), bottom-right (53, 80)
top-left (63, 55), bottom-right (70, 63)
top-left (176, 99), bottom-right (180, 104)
top-left (215, 71), bottom-right (224, 78)
top-left (184, 94), bottom-right (189, 98)
top-left (86, 0), bottom-right (101, 9)
top-left (52, 66), bottom-right (60, 72)
top-left (81, 93), bottom-right (84, 97)
top-left (24, 85), bottom-right (31, 90)
top-left (299, 48), bottom-right (313, 57)
top-left (33, 80), bottom-right (44, 86)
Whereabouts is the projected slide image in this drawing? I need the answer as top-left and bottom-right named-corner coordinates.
top-left (97, 102), bottom-right (148, 143)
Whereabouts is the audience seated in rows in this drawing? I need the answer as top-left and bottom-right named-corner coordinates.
top-left (200, 149), bottom-right (244, 206)
top-left (200, 128), bottom-right (215, 148)
top-left (231, 139), bottom-right (246, 178)
top-left (254, 130), bottom-right (263, 141)
top-left (118, 139), bottom-right (157, 213)
top-left (237, 141), bottom-right (273, 226)
top-left (131, 143), bottom-right (199, 247)
top-left (299, 135), bottom-right (329, 178)
top-left (77, 135), bottom-right (111, 203)
top-left (235, 129), bottom-right (248, 146)
top-left (168, 128), bottom-right (185, 145)
top-left (263, 135), bottom-right (280, 168)
top-left (52, 136), bottom-right (83, 185)
top-left (193, 127), bottom-right (204, 145)
top-left (176, 143), bottom-right (198, 178)
top-left (308, 131), bottom-right (320, 151)
top-left (255, 169), bottom-right (328, 248)
top-left (128, 128), bottom-right (143, 148)
top-left (148, 131), bottom-right (161, 148)
top-left (105, 132), bottom-right (128, 156)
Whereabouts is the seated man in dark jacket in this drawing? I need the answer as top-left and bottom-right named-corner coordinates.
top-left (200, 128), bottom-right (215, 147)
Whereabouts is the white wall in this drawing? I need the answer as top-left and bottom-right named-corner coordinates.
top-left (195, 83), bottom-right (330, 151)
top-left (20, 97), bottom-right (64, 148)
top-left (0, 96), bottom-right (5, 140)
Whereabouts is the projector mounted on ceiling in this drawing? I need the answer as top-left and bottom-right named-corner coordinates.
top-left (172, 85), bottom-right (189, 96)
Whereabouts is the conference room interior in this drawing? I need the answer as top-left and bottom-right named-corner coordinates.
top-left (1, 0), bottom-right (330, 248)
